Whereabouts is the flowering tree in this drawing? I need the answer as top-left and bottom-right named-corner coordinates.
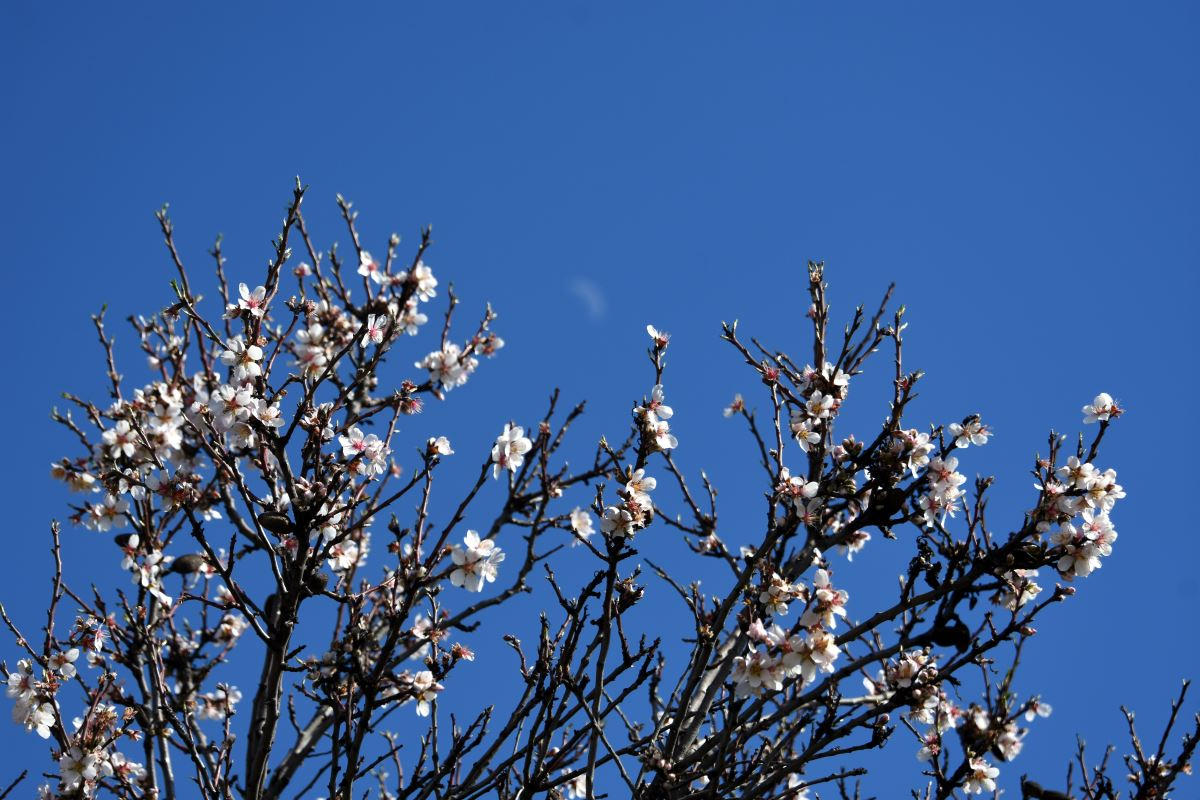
top-left (5, 182), bottom-right (1195, 800)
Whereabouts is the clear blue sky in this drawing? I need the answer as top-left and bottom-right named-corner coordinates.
top-left (2, 3), bottom-right (1197, 796)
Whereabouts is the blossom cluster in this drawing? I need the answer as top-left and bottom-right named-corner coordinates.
top-left (634, 382), bottom-right (679, 452)
top-left (600, 468), bottom-right (657, 539)
top-left (34, 210), bottom-right (523, 797)
top-left (731, 568), bottom-right (850, 698)
top-left (7, 656), bottom-right (146, 797)
top-left (20, 196), bottom-right (1163, 800)
top-left (917, 454), bottom-right (968, 528)
top-left (449, 531), bottom-right (505, 592)
top-left (786, 361), bottom-right (850, 453)
top-left (1021, 398), bottom-right (1126, 582)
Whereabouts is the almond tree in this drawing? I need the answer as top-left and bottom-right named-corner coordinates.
top-left (4, 181), bottom-right (1195, 800)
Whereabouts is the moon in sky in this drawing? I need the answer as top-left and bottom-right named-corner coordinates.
top-left (568, 278), bottom-right (606, 321)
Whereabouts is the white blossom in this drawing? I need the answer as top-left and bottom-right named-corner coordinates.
top-left (1024, 697), bottom-right (1053, 722)
top-left (569, 507), bottom-right (595, 545)
top-left (789, 410), bottom-right (822, 452)
top-left (450, 531), bottom-right (505, 592)
top-left (101, 421), bottom-right (137, 459)
top-left (21, 701), bottom-right (56, 739)
top-left (417, 343), bottom-right (478, 392)
top-left (410, 670), bottom-right (443, 716)
top-left (731, 648), bottom-right (783, 697)
top-left (48, 648), bottom-right (79, 680)
top-left (723, 393), bottom-right (745, 418)
top-left (962, 757), bottom-right (999, 794)
top-left (427, 436), bottom-right (454, 456)
top-left (948, 418), bottom-right (991, 448)
top-left (620, 469), bottom-right (656, 510)
top-left (1082, 392), bottom-right (1121, 424)
top-left (358, 250), bottom-right (383, 283)
top-left (491, 424), bottom-right (532, 478)
top-left (600, 506), bottom-right (635, 538)
top-left (639, 384), bottom-right (673, 422)
top-left (362, 314), bottom-right (389, 347)
top-left (646, 324), bottom-right (670, 348)
top-left (219, 337), bottom-right (263, 382)
top-left (197, 684), bottom-right (242, 721)
top-left (398, 261), bottom-right (438, 302)
top-left (235, 283), bottom-right (268, 318)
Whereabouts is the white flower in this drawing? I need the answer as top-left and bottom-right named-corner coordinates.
top-left (641, 384), bottom-right (673, 422)
top-left (197, 684), bottom-right (242, 720)
top-left (339, 426), bottom-right (370, 458)
top-left (1082, 392), bottom-right (1121, 424)
top-left (600, 506), bottom-right (635, 538)
top-left (723, 394), bottom-right (745, 418)
top-left (101, 420), bottom-right (138, 459)
top-left (1056, 539), bottom-right (1102, 578)
top-left (835, 528), bottom-right (870, 560)
top-left (398, 261), bottom-right (438, 302)
top-left (1084, 468), bottom-right (1125, 512)
top-left (147, 401), bottom-right (184, 436)
top-left (410, 670), bottom-right (443, 716)
top-left (1078, 509), bottom-right (1118, 554)
top-left (800, 569), bottom-right (849, 630)
top-left (327, 540), bottom-right (365, 573)
top-left (776, 468), bottom-right (819, 508)
top-left (6, 662), bottom-right (36, 705)
top-left (928, 456), bottom-right (966, 492)
top-left (759, 572), bottom-right (800, 616)
top-left (569, 507), bottom-right (595, 545)
top-left (789, 411), bottom-right (822, 452)
top-left (916, 730), bottom-right (941, 762)
top-left (214, 384), bottom-right (256, 429)
top-left (730, 648), bottom-right (782, 697)
top-left (215, 613), bottom-right (249, 643)
top-left (51, 463), bottom-right (98, 493)
top-left (236, 283), bottom-right (268, 318)
top-left (338, 426), bottom-right (389, 477)
top-left (219, 337), bottom-right (264, 382)
top-left (427, 436), bottom-right (454, 456)
top-left (562, 771), bottom-right (588, 800)
top-left (819, 361), bottom-right (850, 393)
top-left (651, 420), bottom-right (678, 450)
top-left (59, 746), bottom-right (102, 788)
top-left (994, 569), bottom-right (1042, 610)
top-left (362, 314), bottom-right (389, 347)
top-left (450, 531), bottom-right (505, 592)
top-left (620, 469), bottom-right (656, 510)
top-left (995, 720), bottom-right (1026, 761)
top-left (22, 701), bottom-right (56, 739)
top-left (394, 297), bottom-right (428, 335)
top-left (110, 750), bottom-right (146, 780)
top-left (801, 629), bottom-right (841, 677)
top-left (416, 343), bottom-right (478, 392)
top-left (86, 495), bottom-right (129, 532)
top-left (358, 251), bottom-right (383, 283)
top-left (49, 648), bottom-right (80, 680)
top-left (948, 418), bottom-right (991, 448)
top-left (962, 757), bottom-right (999, 794)
top-left (294, 324), bottom-right (329, 377)
top-left (1056, 456), bottom-right (1097, 490)
top-left (806, 391), bottom-right (836, 420)
top-left (1024, 697), bottom-right (1053, 722)
top-left (256, 401), bottom-right (285, 429)
top-left (491, 424), bottom-right (532, 479)
top-left (646, 324), bottom-right (670, 348)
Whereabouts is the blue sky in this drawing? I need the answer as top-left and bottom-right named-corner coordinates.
top-left (2, 3), bottom-right (1197, 796)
